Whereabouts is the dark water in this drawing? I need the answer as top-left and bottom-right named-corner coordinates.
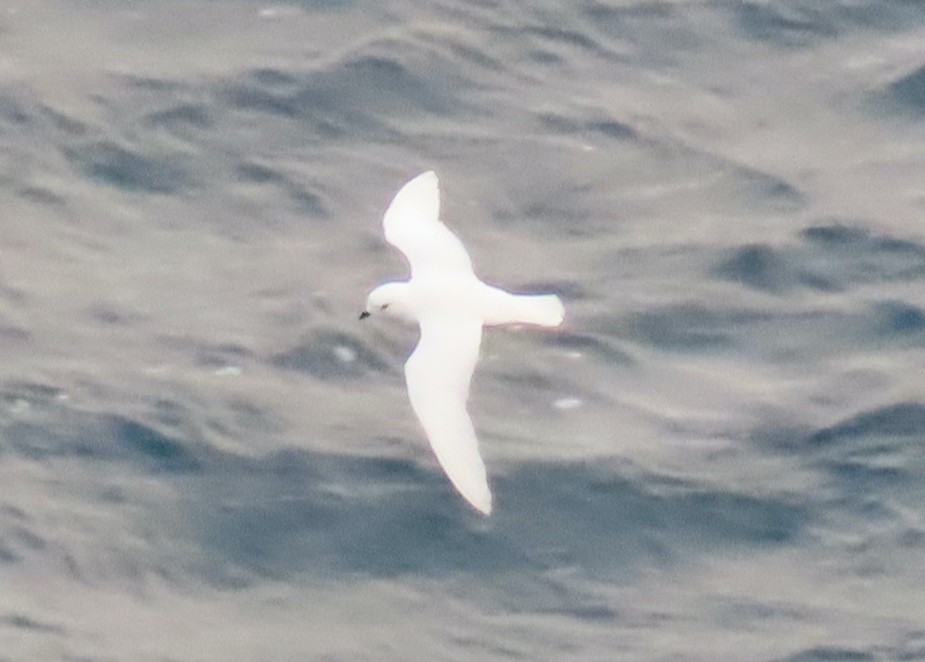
top-left (2, 1), bottom-right (925, 659)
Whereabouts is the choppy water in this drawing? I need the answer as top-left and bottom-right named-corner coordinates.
top-left (2, 1), bottom-right (925, 660)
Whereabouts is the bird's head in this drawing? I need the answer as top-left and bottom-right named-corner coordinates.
top-left (360, 282), bottom-right (415, 322)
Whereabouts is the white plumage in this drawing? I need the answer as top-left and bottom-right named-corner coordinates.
top-left (362, 171), bottom-right (565, 515)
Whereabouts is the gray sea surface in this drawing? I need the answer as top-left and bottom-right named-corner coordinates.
top-left (2, 1), bottom-right (925, 660)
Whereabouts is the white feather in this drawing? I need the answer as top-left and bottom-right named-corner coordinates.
top-left (404, 318), bottom-right (491, 515)
top-left (364, 171), bottom-right (565, 515)
top-left (382, 171), bottom-right (473, 277)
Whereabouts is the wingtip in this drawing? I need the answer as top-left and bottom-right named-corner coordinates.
top-left (551, 295), bottom-right (566, 327)
top-left (455, 479), bottom-right (493, 516)
top-left (417, 170), bottom-right (439, 193)
top-left (457, 477), bottom-right (493, 516)
top-left (384, 171), bottom-right (441, 231)
top-left (407, 170), bottom-right (438, 188)
top-left (471, 495), bottom-right (493, 517)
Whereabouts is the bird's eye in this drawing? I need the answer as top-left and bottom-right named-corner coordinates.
top-left (381, 303), bottom-right (390, 310)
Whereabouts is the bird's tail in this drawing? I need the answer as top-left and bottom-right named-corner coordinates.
top-left (500, 293), bottom-right (565, 327)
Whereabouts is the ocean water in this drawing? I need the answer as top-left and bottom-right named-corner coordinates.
top-left (2, 0), bottom-right (925, 660)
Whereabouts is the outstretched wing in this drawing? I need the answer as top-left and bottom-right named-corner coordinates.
top-left (382, 171), bottom-right (474, 277)
top-left (403, 317), bottom-right (491, 515)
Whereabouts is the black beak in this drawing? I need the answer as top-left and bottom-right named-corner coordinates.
top-left (358, 311), bottom-right (370, 320)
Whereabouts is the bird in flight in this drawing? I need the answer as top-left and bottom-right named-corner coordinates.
top-left (361, 171), bottom-right (564, 515)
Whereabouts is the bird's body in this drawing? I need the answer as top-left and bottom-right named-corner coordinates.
top-left (362, 171), bottom-right (564, 515)
top-left (379, 274), bottom-right (563, 327)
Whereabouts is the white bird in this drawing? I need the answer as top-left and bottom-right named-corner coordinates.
top-left (361, 171), bottom-right (565, 515)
